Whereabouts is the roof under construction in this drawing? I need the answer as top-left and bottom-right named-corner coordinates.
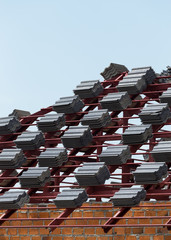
top-left (0, 63), bottom-right (171, 233)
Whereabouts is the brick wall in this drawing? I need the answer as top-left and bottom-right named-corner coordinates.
top-left (0, 201), bottom-right (171, 240)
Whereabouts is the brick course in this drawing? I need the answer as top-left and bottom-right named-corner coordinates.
top-left (0, 201), bottom-right (170, 239)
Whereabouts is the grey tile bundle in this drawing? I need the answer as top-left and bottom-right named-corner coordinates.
top-left (75, 162), bottom-right (110, 186)
top-left (52, 95), bottom-right (84, 114)
top-left (14, 131), bottom-right (45, 150)
top-left (151, 141), bottom-right (171, 162)
top-left (139, 103), bottom-right (170, 125)
top-left (117, 76), bottom-right (147, 95)
top-left (160, 88), bottom-right (171, 106)
top-left (37, 113), bottom-right (65, 132)
top-left (9, 109), bottom-right (31, 120)
top-left (133, 162), bottom-right (168, 184)
top-left (100, 63), bottom-right (128, 80)
top-left (61, 126), bottom-right (93, 148)
top-left (73, 80), bottom-right (104, 99)
top-left (0, 148), bottom-right (26, 169)
top-left (124, 66), bottom-right (156, 84)
top-left (100, 92), bottom-right (132, 111)
top-left (122, 124), bottom-right (152, 145)
top-left (98, 145), bottom-right (131, 165)
top-left (0, 116), bottom-right (21, 135)
top-left (0, 190), bottom-right (30, 209)
top-left (110, 187), bottom-right (146, 207)
top-left (53, 189), bottom-right (88, 208)
top-left (38, 148), bottom-right (68, 167)
top-left (81, 109), bottom-right (111, 129)
top-left (19, 167), bottom-right (51, 188)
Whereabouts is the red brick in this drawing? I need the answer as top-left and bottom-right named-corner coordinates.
top-left (7, 228), bottom-right (18, 235)
top-left (144, 227), bottom-right (156, 234)
top-left (31, 237), bottom-right (41, 240)
top-left (84, 227), bottom-right (95, 234)
top-left (139, 236), bottom-right (151, 240)
top-left (18, 228), bottom-right (28, 235)
top-left (20, 237), bottom-right (31, 240)
top-left (126, 237), bottom-right (137, 240)
top-left (115, 227), bottom-right (125, 235)
top-left (10, 237), bottom-right (20, 240)
top-left (165, 236), bottom-right (171, 240)
top-left (73, 228), bottom-right (84, 235)
top-left (72, 211), bottom-right (82, 217)
top-left (0, 229), bottom-right (6, 235)
top-left (132, 227), bottom-right (144, 234)
top-left (62, 228), bottom-right (72, 235)
top-left (29, 228), bottom-right (39, 234)
top-left (153, 236), bottom-right (164, 240)
top-left (52, 228), bottom-right (61, 234)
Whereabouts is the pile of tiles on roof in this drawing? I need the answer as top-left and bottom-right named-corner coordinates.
top-left (117, 66), bottom-right (156, 94)
top-left (139, 103), bottom-right (170, 125)
top-left (0, 116), bottom-right (21, 135)
top-left (81, 109), bottom-right (111, 129)
top-left (0, 190), bottom-right (29, 209)
top-left (75, 162), bottom-right (110, 186)
top-left (14, 131), bottom-right (45, 150)
top-left (160, 66), bottom-right (171, 82)
top-left (38, 148), bottom-right (68, 167)
top-left (37, 113), bottom-right (65, 132)
top-left (110, 187), bottom-right (146, 207)
top-left (0, 149), bottom-right (26, 169)
top-left (52, 95), bottom-right (84, 114)
top-left (98, 145), bottom-right (131, 165)
top-left (73, 80), bottom-right (104, 99)
top-left (151, 141), bottom-right (171, 162)
top-left (53, 189), bottom-right (88, 208)
top-left (122, 124), bottom-right (152, 145)
top-left (100, 92), bottom-right (132, 111)
top-left (9, 109), bottom-right (31, 120)
top-left (160, 88), bottom-right (171, 106)
top-left (100, 63), bottom-right (128, 80)
top-left (19, 167), bottom-right (51, 188)
top-left (133, 162), bottom-right (168, 184)
top-left (61, 126), bottom-right (93, 148)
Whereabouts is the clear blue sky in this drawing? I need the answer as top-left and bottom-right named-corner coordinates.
top-left (0, 0), bottom-right (171, 116)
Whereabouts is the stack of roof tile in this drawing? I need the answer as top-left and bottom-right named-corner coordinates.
top-left (19, 167), bottom-right (51, 188)
top-left (110, 187), bottom-right (146, 207)
top-left (151, 141), bottom-right (171, 162)
top-left (98, 145), bottom-right (131, 165)
top-left (0, 149), bottom-right (26, 169)
top-left (37, 113), bottom-right (65, 132)
top-left (0, 116), bottom-right (21, 135)
top-left (81, 109), bottom-right (111, 129)
top-left (122, 124), bottom-right (152, 145)
top-left (125, 66), bottom-right (156, 84)
top-left (133, 162), bottom-right (168, 184)
top-left (117, 77), bottom-right (147, 94)
top-left (159, 88), bottom-right (171, 106)
top-left (38, 148), bottom-right (68, 167)
top-left (9, 109), bottom-right (31, 120)
top-left (53, 189), bottom-right (88, 208)
top-left (75, 162), bottom-right (110, 186)
top-left (14, 131), bottom-right (45, 150)
top-left (139, 103), bottom-right (170, 125)
top-left (100, 63), bottom-right (128, 80)
top-left (73, 80), bottom-right (104, 99)
top-left (52, 95), bottom-right (84, 114)
top-left (100, 92), bottom-right (132, 111)
top-left (0, 190), bottom-right (30, 209)
top-left (61, 126), bottom-right (93, 148)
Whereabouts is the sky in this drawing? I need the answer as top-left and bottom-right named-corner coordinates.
top-left (0, 0), bottom-right (171, 116)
